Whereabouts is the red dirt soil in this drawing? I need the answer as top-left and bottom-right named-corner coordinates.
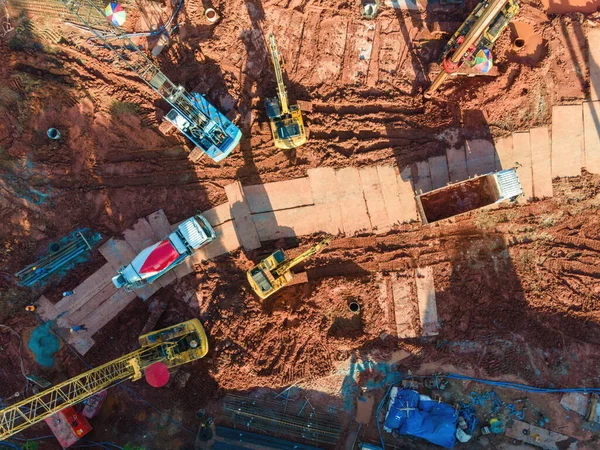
top-left (2, 0), bottom-right (600, 448)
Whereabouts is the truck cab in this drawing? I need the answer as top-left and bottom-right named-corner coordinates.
top-left (112, 215), bottom-right (216, 291)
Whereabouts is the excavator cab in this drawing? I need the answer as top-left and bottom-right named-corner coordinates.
top-left (247, 237), bottom-right (332, 299)
top-left (266, 33), bottom-right (307, 150)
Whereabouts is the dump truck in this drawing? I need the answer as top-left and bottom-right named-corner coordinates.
top-left (112, 215), bottom-right (216, 291)
top-left (415, 168), bottom-right (523, 224)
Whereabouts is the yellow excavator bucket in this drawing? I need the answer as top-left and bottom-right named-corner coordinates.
top-left (266, 33), bottom-right (307, 150)
top-left (247, 237), bottom-right (332, 299)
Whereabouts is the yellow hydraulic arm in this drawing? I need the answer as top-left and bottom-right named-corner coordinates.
top-left (0, 319), bottom-right (208, 439)
top-left (274, 236), bottom-right (332, 277)
top-left (268, 33), bottom-right (289, 115)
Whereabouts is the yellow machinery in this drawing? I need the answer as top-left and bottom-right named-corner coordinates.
top-left (0, 319), bottom-right (208, 439)
top-left (266, 33), bottom-right (307, 150)
top-left (424, 0), bottom-right (519, 97)
top-left (247, 237), bottom-right (331, 299)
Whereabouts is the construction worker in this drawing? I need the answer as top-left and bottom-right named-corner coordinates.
top-left (70, 325), bottom-right (88, 333)
top-left (62, 290), bottom-right (75, 297)
top-left (25, 304), bottom-right (35, 312)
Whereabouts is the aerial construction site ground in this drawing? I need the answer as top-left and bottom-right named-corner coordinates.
top-left (2, 0), bottom-right (600, 448)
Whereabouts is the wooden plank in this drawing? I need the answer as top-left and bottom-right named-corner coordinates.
top-left (494, 135), bottom-right (515, 170)
top-left (359, 166), bottom-right (390, 233)
top-left (190, 221), bottom-right (241, 263)
top-left (243, 178), bottom-right (314, 214)
top-left (583, 101), bottom-right (600, 174)
top-left (551, 105), bottom-right (583, 178)
top-left (377, 165), bottom-right (404, 226)
top-left (428, 155), bottom-right (450, 190)
top-left (202, 203), bottom-right (232, 227)
top-left (98, 238), bottom-right (137, 271)
top-left (335, 167), bottom-right (372, 235)
top-left (412, 160), bottom-right (433, 195)
top-left (415, 267), bottom-right (438, 337)
top-left (530, 127), bottom-right (553, 199)
top-left (446, 146), bottom-right (468, 182)
top-left (54, 263), bottom-right (114, 314)
top-left (224, 181), bottom-right (261, 251)
top-left (465, 139), bottom-right (496, 177)
top-left (505, 420), bottom-right (578, 450)
top-left (146, 209), bottom-right (172, 240)
top-left (397, 167), bottom-right (419, 223)
top-left (123, 218), bottom-right (157, 254)
top-left (391, 273), bottom-right (417, 339)
top-left (36, 295), bottom-right (58, 322)
top-left (513, 132), bottom-right (534, 200)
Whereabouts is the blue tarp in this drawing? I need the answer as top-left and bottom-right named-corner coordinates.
top-left (384, 388), bottom-right (458, 449)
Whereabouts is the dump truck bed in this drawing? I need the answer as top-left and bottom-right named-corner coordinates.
top-left (415, 169), bottom-right (522, 224)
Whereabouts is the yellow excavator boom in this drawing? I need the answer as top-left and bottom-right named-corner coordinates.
top-left (0, 319), bottom-right (208, 439)
top-left (268, 33), bottom-right (289, 115)
top-left (274, 236), bottom-right (333, 276)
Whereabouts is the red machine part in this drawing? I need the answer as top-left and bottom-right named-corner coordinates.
top-left (44, 407), bottom-right (92, 448)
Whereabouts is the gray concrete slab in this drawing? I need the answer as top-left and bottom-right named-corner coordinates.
top-left (335, 167), bottom-right (372, 235)
top-left (397, 167), bottom-right (419, 223)
top-left (412, 160), bottom-right (433, 195)
top-left (415, 267), bottom-right (438, 337)
top-left (224, 181), bottom-right (261, 251)
top-left (505, 420), bottom-right (577, 450)
top-left (552, 105), bottom-right (583, 178)
top-left (494, 135), bottom-right (515, 170)
top-left (391, 273), bottom-right (417, 338)
top-left (99, 238), bottom-right (137, 271)
top-left (465, 139), bottom-right (496, 177)
top-left (583, 101), bottom-right (600, 174)
top-left (429, 155), bottom-right (450, 190)
top-left (359, 166), bottom-right (390, 233)
top-left (530, 127), bottom-right (553, 199)
top-left (244, 178), bottom-right (314, 213)
top-left (446, 146), bottom-right (468, 182)
top-left (513, 132), bottom-right (534, 200)
top-left (123, 218), bottom-right (157, 254)
top-left (589, 28), bottom-right (600, 101)
top-left (377, 165), bottom-right (404, 226)
top-left (252, 205), bottom-right (318, 240)
top-left (308, 167), bottom-right (340, 204)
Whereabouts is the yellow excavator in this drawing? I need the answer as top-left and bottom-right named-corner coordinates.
top-left (0, 319), bottom-right (208, 439)
top-left (265, 33), bottom-right (307, 150)
top-left (425, 0), bottom-right (519, 97)
top-left (247, 237), bottom-right (331, 299)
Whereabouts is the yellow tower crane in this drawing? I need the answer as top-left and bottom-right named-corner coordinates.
top-left (265, 33), bottom-right (307, 150)
top-left (0, 319), bottom-right (208, 439)
top-left (247, 237), bottom-right (331, 299)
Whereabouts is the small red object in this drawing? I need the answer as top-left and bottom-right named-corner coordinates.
top-left (45, 407), bottom-right (92, 448)
top-left (145, 361), bottom-right (170, 387)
